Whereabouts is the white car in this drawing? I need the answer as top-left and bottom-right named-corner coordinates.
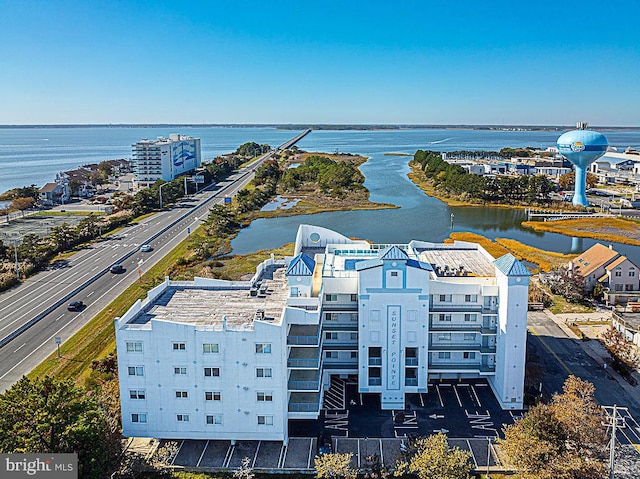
top-left (140, 244), bottom-right (152, 252)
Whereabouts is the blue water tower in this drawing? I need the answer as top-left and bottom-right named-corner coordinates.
top-left (557, 122), bottom-right (608, 207)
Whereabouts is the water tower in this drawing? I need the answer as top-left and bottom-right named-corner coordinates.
top-left (557, 122), bottom-right (608, 207)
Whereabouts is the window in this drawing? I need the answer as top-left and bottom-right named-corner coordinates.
top-left (325, 351), bottom-right (338, 359)
top-left (351, 351), bottom-right (358, 359)
top-left (204, 367), bottom-right (220, 377)
top-left (126, 342), bottom-right (143, 352)
top-left (129, 390), bottom-right (146, 400)
top-left (205, 391), bottom-right (221, 401)
top-left (350, 332), bottom-right (358, 341)
top-left (128, 366), bottom-right (144, 376)
top-left (463, 352), bottom-right (476, 359)
top-left (173, 342), bottom-right (186, 351)
top-left (368, 367), bottom-right (381, 385)
top-left (437, 333), bottom-right (451, 341)
top-left (465, 294), bottom-right (478, 302)
top-left (629, 270), bottom-right (635, 277)
top-left (350, 313), bottom-right (358, 322)
top-left (439, 294), bottom-right (452, 302)
top-left (257, 415), bottom-right (274, 425)
top-left (257, 392), bottom-right (273, 402)
top-left (255, 343), bottom-right (272, 354)
top-left (256, 368), bottom-right (272, 378)
top-left (615, 270), bottom-right (622, 277)
top-left (176, 414), bottom-right (189, 422)
top-left (131, 413), bottom-right (147, 423)
top-left (325, 313), bottom-right (338, 321)
top-left (439, 314), bottom-right (451, 322)
top-left (390, 271), bottom-right (398, 277)
top-left (350, 294), bottom-right (358, 302)
top-left (325, 332), bottom-right (338, 340)
top-left (464, 314), bottom-right (477, 322)
top-left (175, 391), bottom-right (188, 398)
top-left (464, 333), bottom-right (476, 341)
top-left (206, 414), bottom-right (223, 425)
top-left (203, 343), bottom-right (219, 353)
top-left (325, 294), bottom-right (337, 302)
top-left (438, 352), bottom-right (451, 359)
top-left (174, 367), bottom-right (187, 375)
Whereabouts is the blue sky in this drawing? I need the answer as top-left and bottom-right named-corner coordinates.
top-left (0, 0), bottom-right (638, 125)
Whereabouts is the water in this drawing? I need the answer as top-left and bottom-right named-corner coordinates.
top-left (2, 127), bottom-right (640, 262)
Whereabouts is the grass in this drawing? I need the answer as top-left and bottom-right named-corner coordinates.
top-left (446, 232), bottom-right (509, 259)
top-left (130, 212), bottom-right (156, 223)
top-left (548, 293), bottom-right (595, 314)
top-left (30, 210), bottom-right (96, 217)
top-left (494, 238), bottom-right (576, 272)
top-left (522, 217), bottom-right (640, 247)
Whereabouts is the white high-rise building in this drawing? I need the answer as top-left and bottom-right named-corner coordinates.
top-left (131, 134), bottom-right (202, 188)
top-left (116, 225), bottom-right (529, 441)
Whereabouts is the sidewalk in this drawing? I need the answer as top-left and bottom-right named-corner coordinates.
top-left (543, 309), bottom-right (640, 405)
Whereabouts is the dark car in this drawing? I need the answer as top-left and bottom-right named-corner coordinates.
top-left (318, 432), bottom-right (332, 455)
top-left (110, 264), bottom-right (125, 274)
top-left (67, 301), bottom-right (84, 311)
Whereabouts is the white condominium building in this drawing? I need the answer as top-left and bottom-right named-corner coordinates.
top-left (132, 134), bottom-right (202, 188)
top-left (116, 225), bottom-right (530, 441)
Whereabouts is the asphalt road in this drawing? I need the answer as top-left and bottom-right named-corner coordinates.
top-left (0, 130), bottom-right (310, 392)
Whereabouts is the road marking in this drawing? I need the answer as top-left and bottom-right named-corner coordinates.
top-left (14, 343), bottom-right (26, 353)
top-left (453, 385), bottom-right (463, 407)
top-left (466, 439), bottom-right (479, 467)
top-left (170, 440), bottom-right (184, 466)
top-left (419, 393), bottom-right (425, 407)
top-left (55, 314), bottom-right (64, 322)
top-left (529, 326), bottom-right (573, 374)
top-left (471, 385), bottom-right (482, 407)
top-left (196, 440), bottom-right (209, 468)
top-left (435, 385), bottom-right (444, 407)
top-left (87, 291), bottom-right (94, 297)
top-left (252, 441), bottom-right (260, 468)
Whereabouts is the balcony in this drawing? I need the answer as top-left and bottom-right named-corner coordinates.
top-left (429, 342), bottom-right (496, 353)
top-left (428, 362), bottom-right (496, 373)
top-left (429, 323), bottom-right (497, 334)
top-left (322, 303), bottom-right (358, 312)
top-left (368, 378), bottom-right (382, 386)
top-left (430, 304), bottom-right (497, 314)
top-left (368, 357), bottom-right (382, 366)
top-left (288, 357), bottom-right (321, 369)
top-left (288, 370), bottom-right (320, 391)
top-left (405, 378), bottom-right (418, 386)
top-left (405, 357), bottom-right (418, 366)
top-left (288, 325), bottom-right (320, 346)
top-left (288, 393), bottom-right (320, 412)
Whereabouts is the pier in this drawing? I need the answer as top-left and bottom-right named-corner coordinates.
top-left (527, 209), bottom-right (611, 221)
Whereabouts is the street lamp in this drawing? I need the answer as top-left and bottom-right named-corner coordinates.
top-left (158, 182), bottom-right (170, 210)
top-left (13, 238), bottom-right (19, 279)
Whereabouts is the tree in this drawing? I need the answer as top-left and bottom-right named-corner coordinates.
top-left (10, 197), bottom-right (36, 216)
top-left (558, 171), bottom-right (598, 190)
top-left (540, 266), bottom-right (585, 302)
top-left (500, 376), bottom-right (607, 479)
top-left (0, 376), bottom-right (121, 479)
top-left (233, 457), bottom-right (255, 479)
top-left (315, 452), bottom-right (357, 479)
top-left (395, 433), bottom-right (472, 479)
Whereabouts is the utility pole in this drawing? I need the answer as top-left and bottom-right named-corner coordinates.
top-left (603, 404), bottom-right (627, 479)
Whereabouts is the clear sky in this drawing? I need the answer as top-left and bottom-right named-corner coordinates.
top-left (0, 0), bottom-right (638, 126)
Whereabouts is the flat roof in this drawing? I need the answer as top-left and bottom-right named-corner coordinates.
top-left (417, 248), bottom-right (495, 277)
top-left (127, 269), bottom-right (288, 329)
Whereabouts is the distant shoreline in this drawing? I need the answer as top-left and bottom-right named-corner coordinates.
top-left (0, 123), bottom-right (639, 131)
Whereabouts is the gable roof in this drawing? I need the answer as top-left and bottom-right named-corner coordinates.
top-left (604, 255), bottom-right (632, 271)
top-left (285, 253), bottom-right (315, 276)
top-left (493, 254), bottom-right (531, 276)
top-left (39, 182), bottom-right (60, 193)
top-left (380, 245), bottom-right (409, 261)
top-left (572, 243), bottom-right (620, 277)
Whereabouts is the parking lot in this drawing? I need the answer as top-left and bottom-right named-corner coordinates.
top-left (159, 378), bottom-right (514, 472)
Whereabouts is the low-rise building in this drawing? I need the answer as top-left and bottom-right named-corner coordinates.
top-left (570, 243), bottom-right (640, 295)
top-left (116, 225), bottom-right (530, 441)
top-left (38, 182), bottom-right (68, 205)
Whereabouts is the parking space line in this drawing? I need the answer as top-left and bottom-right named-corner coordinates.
top-left (419, 393), bottom-right (425, 407)
top-left (170, 440), bottom-right (184, 466)
top-left (278, 444), bottom-right (287, 469)
top-left (252, 441), bottom-right (261, 468)
top-left (196, 440), bottom-right (209, 467)
top-left (379, 439), bottom-right (384, 467)
top-left (223, 444), bottom-right (234, 468)
top-left (466, 439), bottom-right (478, 468)
top-left (435, 385), bottom-right (444, 407)
top-left (471, 385), bottom-right (482, 407)
top-left (307, 439), bottom-right (314, 468)
top-left (357, 439), bottom-right (361, 467)
top-left (453, 385), bottom-right (463, 407)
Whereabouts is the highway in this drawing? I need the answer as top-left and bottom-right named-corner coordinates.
top-left (0, 129), bottom-right (311, 392)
